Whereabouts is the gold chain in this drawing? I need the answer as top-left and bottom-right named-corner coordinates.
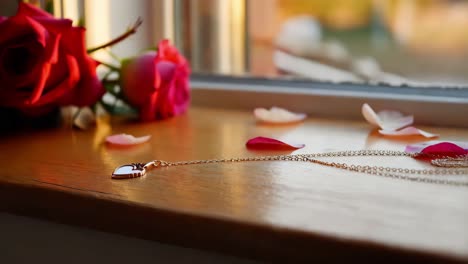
top-left (131, 150), bottom-right (468, 187)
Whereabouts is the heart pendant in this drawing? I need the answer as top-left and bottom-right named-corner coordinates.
top-left (112, 163), bottom-right (146, 179)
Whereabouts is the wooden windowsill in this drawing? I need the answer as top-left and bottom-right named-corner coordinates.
top-left (1, 106), bottom-right (467, 263)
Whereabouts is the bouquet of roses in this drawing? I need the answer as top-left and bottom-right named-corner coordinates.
top-left (0, 3), bottom-right (190, 129)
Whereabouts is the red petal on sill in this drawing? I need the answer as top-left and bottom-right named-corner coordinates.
top-left (246, 136), bottom-right (305, 150)
top-left (414, 142), bottom-right (468, 160)
top-left (105, 133), bottom-right (151, 146)
top-left (406, 141), bottom-right (468, 153)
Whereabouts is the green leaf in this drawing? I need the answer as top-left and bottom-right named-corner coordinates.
top-left (77, 17), bottom-right (85, 27)
top-left (45, 0), bottom-right (54, 15)
top-left (99, 97), bottom-right (138, 116)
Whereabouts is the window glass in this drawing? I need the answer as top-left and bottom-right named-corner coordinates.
top-left (175, 0), bottom-right (468, 87)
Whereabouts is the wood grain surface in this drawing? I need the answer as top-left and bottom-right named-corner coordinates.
top-left (1, 107), bottom-right (467, 263)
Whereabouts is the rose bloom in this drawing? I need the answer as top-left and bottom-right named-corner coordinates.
top-left (121, 40), bottom-right (190, 121)
top-left (0, 3), bottom-right (104, 115)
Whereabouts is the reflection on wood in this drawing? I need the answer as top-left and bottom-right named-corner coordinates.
top-left (0, 107), bottom-right (468, 262)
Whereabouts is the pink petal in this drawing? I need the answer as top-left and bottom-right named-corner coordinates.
top-left (105, 134), bottom-right (151, 146)
top-left (361, 103), bottom-right (381, 127)
top-left (415, 142), bottom-right (468, 160)
top-left (246, 136), bottom-right (305, 150)
top-left (362, 103), bottom-right (413, 131)
top-left (405, 141), bottom-right (468, 153)
top-left (378, 126), bottom-right (438, 138)
top-left (254, 107), bottom-right (306, 124)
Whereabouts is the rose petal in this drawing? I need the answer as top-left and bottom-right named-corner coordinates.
top-left (378, 126), bottom-right (438, 138)
top-left (361, 103), bottom-right (381, 127)
top-left (405, 141), bottom-right (468, 153)
top-left (246, 136), bottom-right (305, 150)
top-left (254, 107), bottom-right (307, 124)
top-left (362, 103), bottom-right (413, 131)
top-left (414, 142), bottom-right (468, 160)
top-left (105, 134), bottom-right (151, 146)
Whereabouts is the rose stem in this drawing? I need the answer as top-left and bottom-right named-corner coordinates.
top-left (87, 18), bottom-right (143, 54)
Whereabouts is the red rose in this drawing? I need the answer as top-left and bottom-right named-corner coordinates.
top-left (121, 40), bottom-right (190, 121)
top-left (0, 3), bottom-right (104, 114)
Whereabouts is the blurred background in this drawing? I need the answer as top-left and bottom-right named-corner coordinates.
top-left (248, 0), bottom-right (468, 86)
top-left (3, 0), bottom-right (468, 86)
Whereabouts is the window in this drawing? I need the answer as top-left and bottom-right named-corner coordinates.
top-left (11, 0), bottom-right (468, 126)
top-left (174, 0), bottom-right (468, 87)
top-left (167, 0), bottom-right (468, 126)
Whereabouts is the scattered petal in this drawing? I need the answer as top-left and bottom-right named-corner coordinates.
top-left (406, 141), bottom-right (468, 153)
top-left (362, 103), bottom-right (413, 131)
top-left (105, 133), bottom-right (151, 146)
top-left (378, 126), bottom-right (438, 138)
top-left (361, 103), bottom-right (380, 127)
top-left (246, 136), bottom-right (305, 150)
top-left (254, 107), bottom-right (307, 124)
top-left (414, 142), bottom-right (468, 160)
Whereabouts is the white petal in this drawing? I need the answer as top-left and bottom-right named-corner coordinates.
top-left (254, 107), bottom-right (306, 124)
top-left (361, 103), bottom-right (381, 127)
top-left (378, 110), bottom-right (413, 131)
top-left (105, 134), bottom-right (151, 146)
top-left (362, 103), bottom-right (413, 131)
top-left (379, 127), bottom-right (438, 138)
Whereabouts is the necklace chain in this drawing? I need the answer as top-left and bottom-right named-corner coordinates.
top-left (136, 150), bottom-right (468, 187)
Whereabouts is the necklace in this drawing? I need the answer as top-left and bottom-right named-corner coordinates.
top-left (112, 150), bottom-right (468, 187)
